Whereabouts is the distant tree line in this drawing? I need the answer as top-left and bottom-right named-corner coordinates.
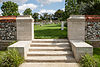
top-left (1, 1), bottom-right (66, 22)
top-left (1, 0), bottom-right (100, 21)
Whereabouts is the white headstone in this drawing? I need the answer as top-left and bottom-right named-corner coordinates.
top-left (61, 21), bottom-right (64, 30)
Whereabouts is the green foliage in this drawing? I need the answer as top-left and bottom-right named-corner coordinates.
top-left (54, 9), bottom-right (64, 21)
top-left (65, 0), bottom-right (80, 16)
top-left (32, 13), bottom-right (39, 22)
top-left (0, 48), bottom-right (24, 67)
top-left (93, 48), bottom-right (100, 67)
top-left (1, 1), bottom-right (20, 16)
top-left (65, 0), bottom-right (100, 16)
top-left (80, 54), bottom-right (97, 67)
top-left (23, 8), bottom-right (32, 15)
top-left (9, 41), bottom-right (17, 46)
top-left (85, 40), bottom-right (92, 45)
top-left (79, 1), bottom-right (100, 15)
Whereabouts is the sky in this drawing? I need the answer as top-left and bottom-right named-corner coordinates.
top-left (0, 0), bottom-right (65, 15)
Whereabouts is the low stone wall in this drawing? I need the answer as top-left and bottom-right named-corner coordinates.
top-left (88, 40), bottom-right (100, 47)
top-left (70, 40), bottom-right (93, 62)
top-left (8, 41), bottom-right (31, 59)
top-left (0, 40), bottom-right (16, 50)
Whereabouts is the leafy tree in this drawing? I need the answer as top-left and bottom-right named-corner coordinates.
top-left (32, 13), bottom-right (39, 22)
top-left (54, 9), bottom-right (64, 21)
top-left (23, 8), bottom-right (32, 15)
top-left (65, 0), bottom-right (100, 16)
top-left (65, 0), bottom-right (79, 17)
top-left (1, 1), bottom-right (20, 16)
top-left (79, 0), bottom-right (100, 15)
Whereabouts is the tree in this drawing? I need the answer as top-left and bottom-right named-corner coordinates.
top-left (32, 13), bottom-right (39, 22)
top-left (65, 0), bottom-right (100, 16)
top-left (54, 9), bottom-right (64, 21)
top-left (1, 1), bottom-right (20, 16)
top-left (65, 0), bottom-right (79, 17)
top-left (79, 1), bottom-right (100, 15)
top-left (23, 8), bottom-right (32, 15)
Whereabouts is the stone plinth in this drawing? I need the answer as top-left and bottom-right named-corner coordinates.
top-left (8, 41), bottom-right (31, 59)
top-left (16, 16), bottom-right (34, 41)
top-left (70, 40), bottom-right (93, 62)
top-left (67, 15), bottom-right (85, 41)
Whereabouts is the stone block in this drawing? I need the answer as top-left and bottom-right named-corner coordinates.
top-left (70, 40), bottom-right (93, 62)
top-left (8, 41), bottom-right (31, 59)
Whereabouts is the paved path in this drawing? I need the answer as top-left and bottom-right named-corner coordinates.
top-left (20, 63), bottom-right (80, 67)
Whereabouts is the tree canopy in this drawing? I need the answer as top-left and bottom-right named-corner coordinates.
top-left (54, 9), bottom-right (65, 21)
top-left (23, 8), bottom-right (32, 15)
top-left (65, 0), bottom-right (100, 16)
top-left (1, 1), bottom-right (20, 16)
top-left (32, 13), bottom-right (39, 22)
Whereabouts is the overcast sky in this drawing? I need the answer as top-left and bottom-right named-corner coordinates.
top-left (0, 0), bottom-right (65, 15)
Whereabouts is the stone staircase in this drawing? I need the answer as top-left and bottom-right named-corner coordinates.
top-left (25, 39), bottom-right (76, 63)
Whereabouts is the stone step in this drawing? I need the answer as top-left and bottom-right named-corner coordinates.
top-left (25, 56), bottom-right (76, 63)
top-left (27, 51), bottom-right (72, 56)
top-left (29, 47), bottom-right (71, 51)
top-left (19, 63), bottom-right (79, 67)
top-left (30, 43), bottom-right (70, 47)
top-left (32, 39), bottom-right (68, 43)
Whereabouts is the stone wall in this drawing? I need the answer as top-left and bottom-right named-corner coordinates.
top-left (0, 20), bottom-right (17, 40)
top-left (86, 22), bottom-right (100, 40)
top-left (85, 15), bottom-right (100, 40)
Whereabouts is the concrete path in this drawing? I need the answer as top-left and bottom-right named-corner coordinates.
top-left (19, 63), bottom-right (80, 67)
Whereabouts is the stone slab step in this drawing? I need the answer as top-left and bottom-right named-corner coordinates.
top-left (29, 47), bottom-right (71, 51)
top-left (27, 51), bottom-right (72, 56)
top-left (30, 43), bottom-right (70, 47)
top-left (25, 56), bottom-right (76, 63)
top-left (32, 39), bottom-right (68, 43)
top-left (20, 63), bottom-right (79, 67)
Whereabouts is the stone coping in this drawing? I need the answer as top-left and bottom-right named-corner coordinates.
top-left (9, 41), bottom-right (31, 47)
top-left (69, 40), bottom-right (93, 62)
top-left (8, 41), bottom-right (31, 58)
top-left (70, 40), bottom-right (93, 47)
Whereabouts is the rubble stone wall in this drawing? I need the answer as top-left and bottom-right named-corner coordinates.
top-left (0, 20), bottom-right (17, 40)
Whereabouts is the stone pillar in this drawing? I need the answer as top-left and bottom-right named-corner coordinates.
top-left (16, 16), bottom-right (34, 41)
top-left (67, 15), bottom-right (86, 41)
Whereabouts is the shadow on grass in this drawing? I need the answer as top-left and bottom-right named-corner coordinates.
top-left (34, 28), bottom-right (67, 39)
top-left (45, 24), bottom-right (61, 27)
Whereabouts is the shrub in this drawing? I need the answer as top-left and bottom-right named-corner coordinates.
top-left (0, 48), bottom-right (24, 67)
top-left (80, 54), bottom-right (97, 67)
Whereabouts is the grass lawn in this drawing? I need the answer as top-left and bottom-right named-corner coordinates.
top-left (93, 48), bottom-right (100, 67)
top-left (34, 24), bottom-right (67, 39)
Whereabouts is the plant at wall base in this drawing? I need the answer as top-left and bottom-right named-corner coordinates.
top-left (9, 41), bottom-right (17, 46)
top-left (80, 54), bottom-right (97, 67)
top-left (0, 48), bottom-right (24, 67)
top-left (85, 40), bottom-right (92, 45)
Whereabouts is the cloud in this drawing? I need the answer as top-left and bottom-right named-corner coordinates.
top-left (37, 0), bottom-right (63, 5)
top-left (0, 9), bottom-right (3, 16)
top-left (1, 0), bottom-right (28, 4)
top-left (18, 3), bottom-right (37, 15)
top-left (19, 4), bottom-right (37, 11)
top-left (38, 9), bottom-right (56, 14)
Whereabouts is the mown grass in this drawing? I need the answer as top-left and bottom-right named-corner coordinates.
top-left (93, 48), bottom-right (100, 67)
top-left (34, 24), bottom-right (67, 39)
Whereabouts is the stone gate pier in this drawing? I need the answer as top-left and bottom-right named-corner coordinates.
top-left (0, 16), bottom-right (34, 50)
